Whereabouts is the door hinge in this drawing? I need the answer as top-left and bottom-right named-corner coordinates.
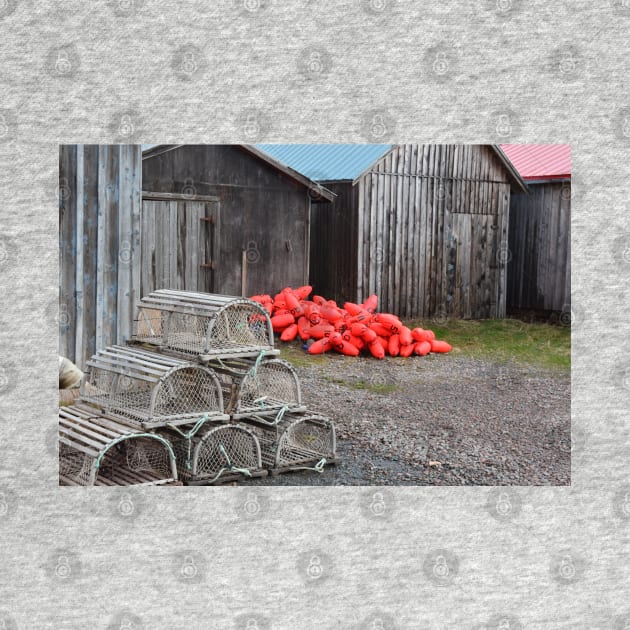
top-left (200, 215), bottom-right (216, 225)
top-left (200, 261), bottom-right (217, 270)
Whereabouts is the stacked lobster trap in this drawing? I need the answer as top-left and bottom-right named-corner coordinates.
top-left (59, 290), bottom-right (339, 486)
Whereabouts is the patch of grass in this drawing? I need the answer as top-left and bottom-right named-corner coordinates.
top-left (404, 317), bottom-right (571, 371)
top-left (278, 341), bottom-right (327, 368)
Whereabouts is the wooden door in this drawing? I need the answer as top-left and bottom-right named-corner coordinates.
top-left (140, 192), bottom-right (220, 296)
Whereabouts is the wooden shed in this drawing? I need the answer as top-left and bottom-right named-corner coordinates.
top-left (257, 144), bottom-right (527, 319)
top-left (501, 144), bottom-right (571, 315)
top-left (142, 145), bottom-right (334, 298)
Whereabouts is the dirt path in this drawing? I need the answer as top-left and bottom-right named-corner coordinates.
top-left (242, 354), bottom-right (571, 486)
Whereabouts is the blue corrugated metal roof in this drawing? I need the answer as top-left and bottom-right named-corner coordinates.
top-left (256, 144), bottom-right (393, 181)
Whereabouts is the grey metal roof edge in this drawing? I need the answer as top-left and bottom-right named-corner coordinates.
top-left (491, 144), bottom-right (529, 193)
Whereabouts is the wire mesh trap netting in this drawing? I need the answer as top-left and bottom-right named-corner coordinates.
top-left (160, 422), bottom-right (265, 484)
top-left (131, 290), bottom-right (274, 359)
top-left (242, 412), bottom-right (337, 474)
top-left (59, 404), bottom-right (178, 486)
top-left (207, 356), bottom-right (303, 417)
top-left (80, 345), bottom-right (227, 428)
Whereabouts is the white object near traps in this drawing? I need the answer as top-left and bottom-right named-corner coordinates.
top-left (80, 345), bottom-right (229, 429)
top-left (158, 418), bottom-right (267, 485)
top-left (59, 403), bottom-right (178, 486)
top-left (131, 289), bottom-right (276, 360)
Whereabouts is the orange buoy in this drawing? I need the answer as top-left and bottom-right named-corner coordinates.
top-left (348, 310), bottom-right (372, 324)
top-left (271, 313), bottom-right (295, 332)
top-left (367, 339), bottom-right (385, 359)
top-left (273, 293), bottom-right (287, 309)
top-left (312, 295), bottom-right (327, 306)
top-left (369, 322), bottom-right (392, 338)
top-left (280, 324), bottom-right (299, 342)
top-left (374, 313), bottom-right (402, 328)
top-left (388, 334), bottom-right (401, 357)
top-left (283, 291), bottom-right (304, 317)
top-left (399, 325), bottom-right (412, 346)
top-left (308, 324), bottom-right (335, 339)
top-left (399, 343), bottom-right (415, 357)
top-left (342, 331), bottom-right (365, 350)
top-left (350, 322), bottom-right (368, 337)
top-left (411, 327), bottom-right (427, 342)
top-left (363, 294), bottom-right (378, 313)
top-left (376, 336), bottom-right (389, 352)
top-left (294, 285), bottom-right (313, 300)
top-left (361, 327), bottom-right (377, 343)
top-left (297, 316), bottom-right (311, 341)
top-left (343, 302), bottom-right (363, 315)
top-left (424, 329), bottom-right (436, 341)
top-left (333, 319), bottom-right (347, 332)
top-left (308, 338), bottom-right (332, 354)
top-left (262, 301), bottom-right (274, 314)
top-left (414, 340), bottom-right (431, 356)
top-left (320, 305), bottom-right (343, 322)
top-left (430, 339), bottom-right (452, 353)
top-left (272, 308), bottom-right (291, 317)
top-left (307, 306), bottom-right (321, 325)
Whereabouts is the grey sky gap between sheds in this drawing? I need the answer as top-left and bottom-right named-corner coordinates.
top-left (0, 1), bottom-right (628, 629)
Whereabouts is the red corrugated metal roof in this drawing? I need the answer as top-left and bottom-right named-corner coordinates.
top-left (500, 144), bottom-right (571, 180)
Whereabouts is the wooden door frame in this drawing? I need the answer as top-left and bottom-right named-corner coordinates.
top-left (140, 191), bottom-right (221, 293)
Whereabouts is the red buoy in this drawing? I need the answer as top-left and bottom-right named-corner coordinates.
top-left (424, 329), bottom-right (436, 341)
top-left (361, 327), bottom-right (377, 343)
top-left (344, 301), bottom-right (363, 315)
top-left (367, 339), bottom-right (385, 359)
top-left (297, 316), bottom-right (311, 341)
top-left (414, 340), bottom-right (431, 356)
top-left (308, 324), bottom-right (335, 339)
top-left (308, 338), bottom-right (332, 354)
top-left (363, 294), bottom-right (378, 313)
top-left (388, 334), bottom-right (401, 357)
top-left (399, 343), bottom-right (415, 357)
top-left (294, 285), bottom-right (313, 300)
top-left (271, 313), bottom-right (295, 332)
top-left (369, 322), bottom-right (392, 338)
top-left (399, 325), bottom-right (413, 346)
top-left (430, 340), bottom-right (452, 353)
top-left (281, 324), bottom-right (299, 341)
top-left (411, 327), bottom-right (427, 342)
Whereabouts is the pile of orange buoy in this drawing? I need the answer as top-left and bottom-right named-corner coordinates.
top-left (249, 286), bottom-right (452, 359)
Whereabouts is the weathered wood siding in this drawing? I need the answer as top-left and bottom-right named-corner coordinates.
top-left (140, 193), bottom-right (220, 295)
top-left (309, 181), bottom-right (358, 301)
top-left (142, 146), bottom-right (311, 297)
top-left (59, 144), bottom-right (142, 369)
top-left (357, 144), bottom-right (512, 319)
top-left (507, 181), bottom-right (571, 313)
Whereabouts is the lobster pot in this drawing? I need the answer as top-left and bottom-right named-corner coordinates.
top-left (160, 423), bottom-right (266, 485)
top-left (243, 413), bottom-right (338, 475)
top-left (207, 357), bottom-right (304, 417)
top-left (131, 289), bottom-right (274, 360)
top-left (59, 404), bottom-right (178, 486)
top-left (80, 345), bottom-right (227, 429)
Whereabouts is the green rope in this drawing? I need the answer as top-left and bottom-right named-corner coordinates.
top-left (93, 433), bottom-right (177, 470)
top-left (250, 405), bottom-right (289, 426)
top-left (167, 413), bottom-right (211, 471)
top-left (248, 349), bottom-right (265, 379)
top-left (202, 443), bottom-right (252, 484)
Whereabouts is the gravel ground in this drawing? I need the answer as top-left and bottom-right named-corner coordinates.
top-left (240, 353), bottom-right (570, 486)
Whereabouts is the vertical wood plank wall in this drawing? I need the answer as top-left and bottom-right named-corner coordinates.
top-left (507, 181), bottom-right (571, 312)
top-left (59, 144), bottom-right (141, 369)
top-left (357, 144), bottom-right (512, 319)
